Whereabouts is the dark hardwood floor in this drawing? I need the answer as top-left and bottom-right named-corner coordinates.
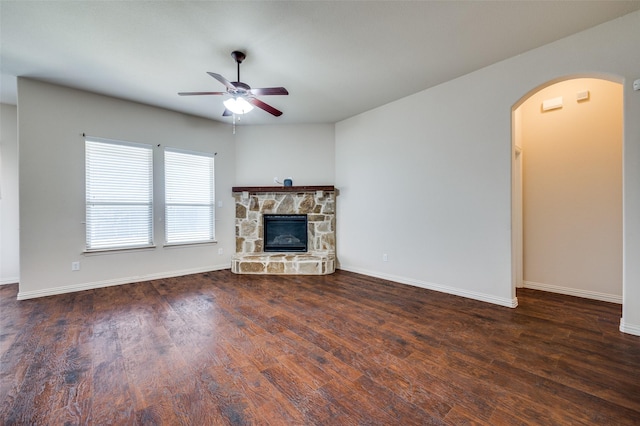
top-left (1, 270), bottom-right (639, 425)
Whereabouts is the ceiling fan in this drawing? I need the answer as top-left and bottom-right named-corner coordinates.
top-left (178, 51), bottom-right (289, 117)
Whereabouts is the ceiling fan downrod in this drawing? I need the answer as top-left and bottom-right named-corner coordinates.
top-left (231, 51), bottom-right (245, 83)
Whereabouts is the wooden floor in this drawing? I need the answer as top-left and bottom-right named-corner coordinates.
top-left (1, 270), bottom-right (639, 425)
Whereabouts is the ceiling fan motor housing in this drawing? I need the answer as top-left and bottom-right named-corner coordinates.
top-left (232, 81), bottom-right (251, 95)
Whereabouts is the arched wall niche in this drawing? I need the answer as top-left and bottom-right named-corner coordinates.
top-left (511, 74), bottom-right (624, 308)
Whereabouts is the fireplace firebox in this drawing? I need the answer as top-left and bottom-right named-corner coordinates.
top-left (264, 214), bottom-right (308, 252)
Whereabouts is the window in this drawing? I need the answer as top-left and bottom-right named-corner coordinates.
top-left (164, 148), bottom-right (215, 244)
top-left (85, 138), bottom-right (153, 250)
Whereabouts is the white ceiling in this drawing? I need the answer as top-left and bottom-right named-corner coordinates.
top-left (2, 1), bottom-right (639, 125)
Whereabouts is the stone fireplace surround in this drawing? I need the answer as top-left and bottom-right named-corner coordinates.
top-left (232, 186), bottom-right (336, 275)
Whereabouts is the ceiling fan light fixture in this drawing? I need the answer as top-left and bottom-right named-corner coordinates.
top-left (223, 97), bottom-right (254, 115)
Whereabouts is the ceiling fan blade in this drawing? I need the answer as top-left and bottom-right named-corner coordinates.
top-left (249, 87), bottom-right (289, 96)
top-left (222, 109), bottom-right (233, 117)
top-left (207, 72), bottom-right (236, 91)
top-left (248, 97), bottom-right (283, 117)
top-left (178, 91), bottom-right (226, 96)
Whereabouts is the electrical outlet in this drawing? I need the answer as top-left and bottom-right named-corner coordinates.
top-left (71, 261), bottom-right (80, 271)
top-left (218, 248), bottom-right (224, 255)
top-left (382, 253), bottom-right (388, 262)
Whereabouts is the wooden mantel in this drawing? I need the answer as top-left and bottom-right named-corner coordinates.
top-left (232, 186), bottom-right (335, 193)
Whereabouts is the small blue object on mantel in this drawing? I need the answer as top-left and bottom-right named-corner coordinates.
top-left (284, 178), bottom-right (293, 187)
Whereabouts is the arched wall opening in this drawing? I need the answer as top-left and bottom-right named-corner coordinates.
top-left (512, 76), bottom-right (624, 305)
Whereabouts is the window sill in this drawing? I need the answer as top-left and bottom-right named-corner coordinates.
top-left (163, 241), bottom-right (218, 249)
top-left (83, 245), bottom-right (157, 256)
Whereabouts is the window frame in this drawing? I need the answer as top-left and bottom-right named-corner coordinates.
top-left (163, 147), bottom-right (216, 246)
top-left (85, 137), bottom-right (154, 252)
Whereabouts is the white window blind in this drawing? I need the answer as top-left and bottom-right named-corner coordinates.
top-left (164, 148), bottom-right (215, 244)
top-left (85, 138), bottom-right (153, 250)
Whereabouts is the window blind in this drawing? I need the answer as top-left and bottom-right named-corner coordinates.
top-left (164, 148), bottom-right (215, 244)
top-left (85, 139), bottom-right (153, 250)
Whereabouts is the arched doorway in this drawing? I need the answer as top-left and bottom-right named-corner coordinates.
top-left (512, 77), bottom-right (623, 303)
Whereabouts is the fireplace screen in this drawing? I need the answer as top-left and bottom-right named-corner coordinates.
top-left (263, 214), bottom-right (308, 252)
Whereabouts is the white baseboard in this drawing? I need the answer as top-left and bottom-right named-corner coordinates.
top-left (0, 277), bottom-right (20, 285)
top-left (619, 319), bottom-right (640, 337)
top-left (523, 280), bottom-right (622, 304)
top-left (16, 264), bottom-right (230, 300)
top-left (338, 265), bottom-right (518, 308)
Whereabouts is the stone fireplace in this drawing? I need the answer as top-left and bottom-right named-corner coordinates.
top-left (231, 186), bottom-right (336, 274)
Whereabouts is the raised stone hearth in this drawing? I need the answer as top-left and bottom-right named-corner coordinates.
top-left (231, 253), bottom-right (335, 275)
top-left (232, 186), bottom-right (336, 275)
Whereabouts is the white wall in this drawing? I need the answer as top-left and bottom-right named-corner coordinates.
top-left (335, 10), bottom-right (640, 335)
top-left (17, 79), bottom-right (236, 299)
top-left (0, 103), bottom-right (19, 284)
top-left (234, 124), bottom-right (335, 186)
top-left (336, 74), bottom-right (516, 307)
top-left (520, 78), bottom-right (622, 303)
